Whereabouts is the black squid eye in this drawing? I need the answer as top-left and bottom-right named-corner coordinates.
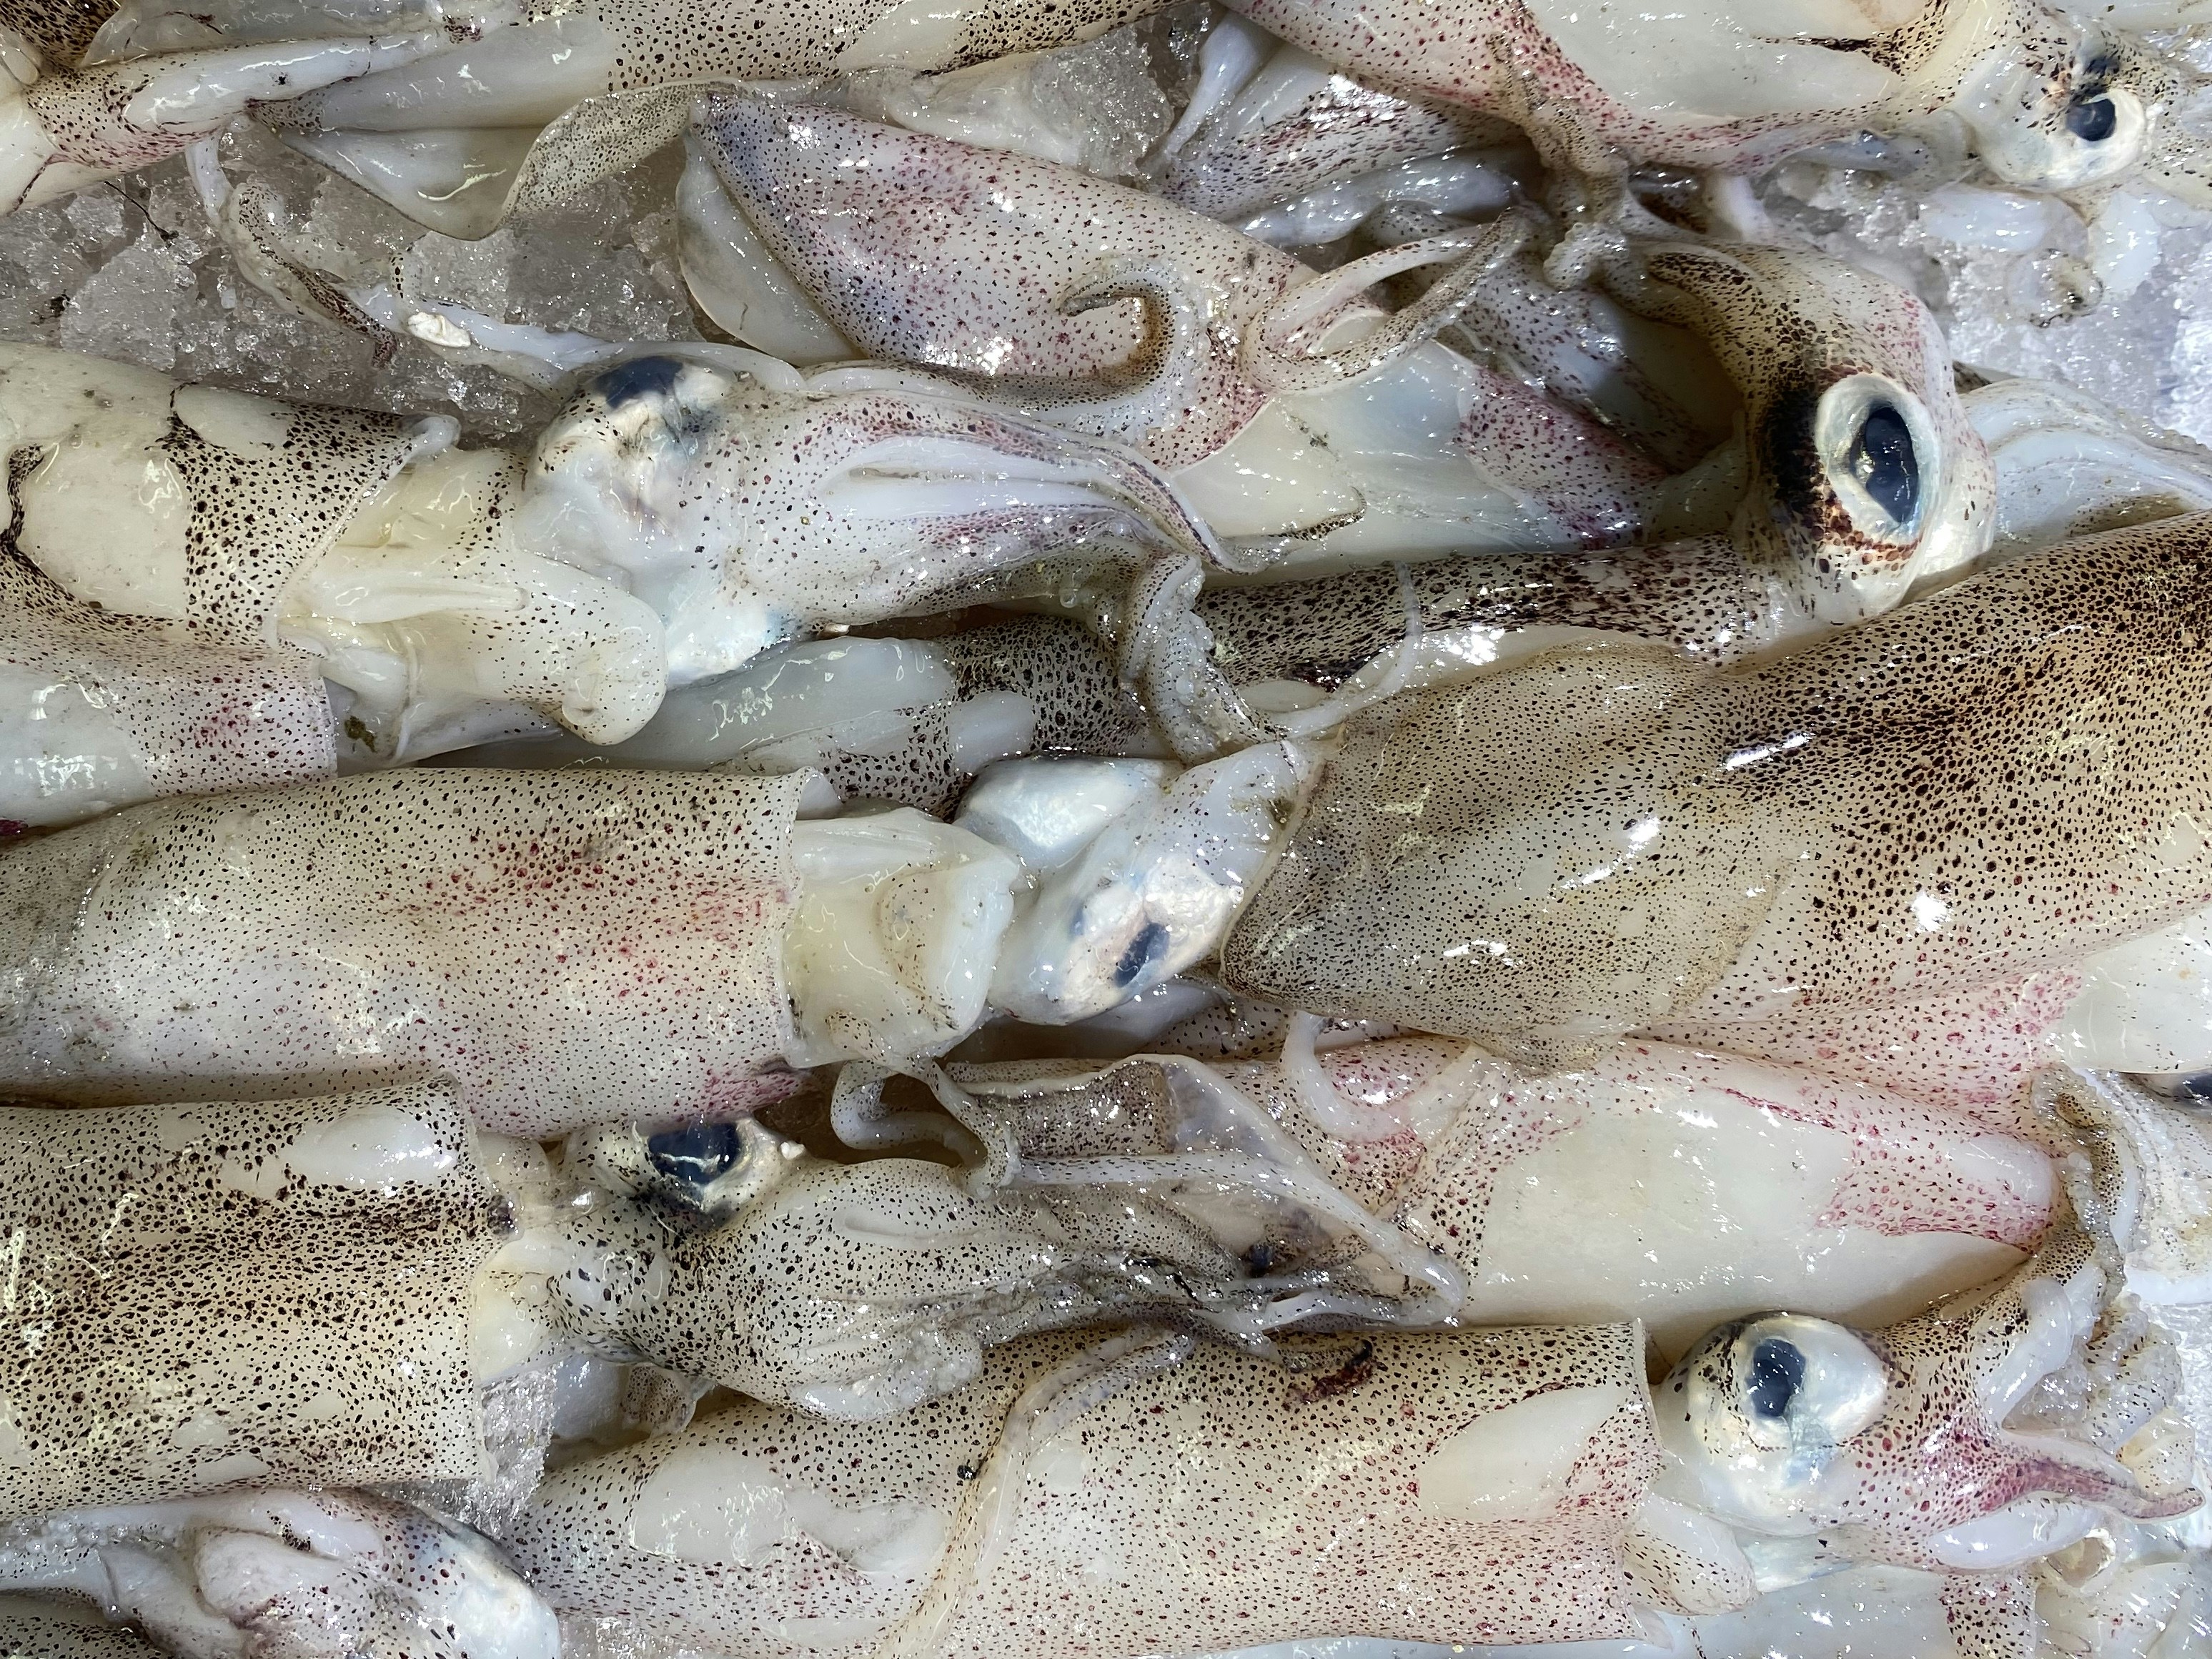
top-left (593, 355), bottom-right (685, 410)
top-left (1746, 1337), bottom-right (1806, 1420)
top-left (1849, 402), bottom-right (1920, 525)
top-left (2067, 94), bottom-right (2119, 144)
top-left (647, 1121), bottom-right (747, 1186)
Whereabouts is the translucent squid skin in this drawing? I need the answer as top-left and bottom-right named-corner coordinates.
top-left (0, 545), bottom-right (337, 833)
top-left (0, 768), bottom-right (809, 1136)
top-left (506, 1208), bottom-right (2189, 1657)
top-left (0, 1082), bottom-right (507, 1512)
top-left (944, 1036), bottom-right (2058, 1355)
top-left (1223, 512), bottom-right (2212, 1049)
top-left (506, 1325), bottom-right (1675, 1655)
top-left (0, 24), bottom-right (450, 217)
top-left (1215, 0), bottom-right (2198, 197)
top-left (55, 0), bottom-right (1181, 235)
top-left (453, 616), bottom-right (1155, 820)
top-left (0, 1490), bottom-right (557, 1659)
top-left (688, 96), bottom-right (1998, 595)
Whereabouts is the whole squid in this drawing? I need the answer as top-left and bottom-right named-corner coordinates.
top-left (1222, 511), bottom-right (2212, 1055)
top-left (506, 1183), bottom-right (2191, 1657)
top-left (685, 90), bottom-right (1997, 619)
top-left (0, 337), bottom-right (1254, 786)
top-left (1216, 0), bottom-right (2210, 202)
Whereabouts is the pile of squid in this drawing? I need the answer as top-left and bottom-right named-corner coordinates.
top-left (10, 0), bottom-right (2212, 1655)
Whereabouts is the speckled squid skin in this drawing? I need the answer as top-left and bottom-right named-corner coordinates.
top-left (1224, 513), bottom-right (2212, 1045)
top-left (1197, 537), bottom-right (1795, 686)
top-left (0, 1), bottom-right (109, 68)
top-left (0, 1082), bottom-right (507, 1513)
top-left (0, 535), bottom-right (337, 818)
top-left (1217, 0), bottom-right (2144, 179)
top-left (506, 1325), bottom-right (1665, 1656)
top-left (1156, 59), bottom-right (1507, 227)
top-left (0, 342), bottom-right (433, 648)
top-left (0, 768), bottom-right (808, 1135)
top-left (1608, 239), bottom-right (1995, 621)
top-left (254, 0), bottom-right (1173, 98)
top-left (690, 90), bottom-right (1298, 474)
top-left (0, 1602), bottom-right (163, 1659)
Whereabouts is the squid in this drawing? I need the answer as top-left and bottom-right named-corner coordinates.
top-left (685, 89), bottom-right (1997, 618)
top-left (31, 515), bottom-right (2212, 1141)
top-left (1221, 511), bottom-right (2212, 1056)
top-left (34, 0), bottom-right (1180, 237)
top-left (1151, 15), bottom-right (1526, 237)
top-left (1214, 0), bottom-right (2211, 204)
top-left (0, 19), bottom-right (451, 217)
top-left (0, 1490), bottom-right (555, 1659)
top-left (0, 1081), bottom-right (508, 1511)
top-left (0, 740), bottom-right (1336, 1125)
top-left (503, 1172), bottom-right (2191, 1657)
top-left (0, 338), bottom-right (665, 797)
top-left (0, 337), bottom-right (1256, 791)
top-left (450, 615), bottom-right (1160, 819)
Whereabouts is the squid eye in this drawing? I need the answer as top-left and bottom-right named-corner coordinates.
top-left (1848, 402), bottom-right (1920, 525)
top-left (2067, 94), bottom-right (2119, 144)
top-left (592, 355), bottom-right (686, 410)
top-left (647, 1121), bottom-right (748, 1186)
top-left (563, 1116), bottom-right (793, 1224)
top-left (1814, 374), bottom-right (1936, 545)
top-left (1657, 1313), bottom-right (1890, 1532)
top-left (1745, 1335), bottom-right (1806, 1420)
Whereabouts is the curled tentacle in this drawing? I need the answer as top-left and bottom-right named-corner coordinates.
top-left (934, 259), bottom-right (1216, 452)
top-left (688, 85), bottom-right (1300, 472)
top-left (1240, 211), bottom-right (1535, 395)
